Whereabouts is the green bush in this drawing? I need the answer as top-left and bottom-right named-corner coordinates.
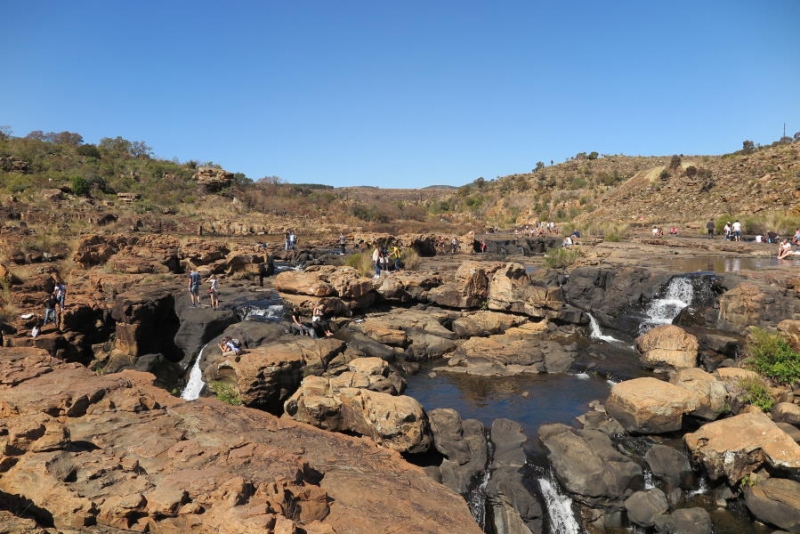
top-left (745, 327), bottom-right (800, 385)
top-left (208, 380), bottom-right (242, 406)
top-left (543, 247), bottom-right (581, 269)
top-left (737, 377), bottom-right (774, 412)
top-left (70, 176), bottom-right (90, 196)
top-left (345, 251), bottom-right (374, 277)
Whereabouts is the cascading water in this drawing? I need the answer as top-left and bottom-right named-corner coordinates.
top-left (538, 468), bottom-right (581, 534)
top-left (467, 432), bottom-right (493, 531)
top-left (587, 313), bottom-right (622, 343)
top-left (180, 343), bottom-right (208, 401)
top-left (639, 276), bottom-right (694, 334)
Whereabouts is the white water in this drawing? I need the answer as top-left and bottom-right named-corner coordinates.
top-left (244, 303), bottom-right (285, 321)
top-left (538, 470), bottom-right (581, 534)
top-left (467, 465), bottom-right (491, 530)
top-left (643, 468), bottom-right (655, 490)
top-left (180, 343), bottom-right (208, 401)
top-left (686, 476), bottom-right (709, 498)
top-left (587, 313), bottom-right (622, 343)
top-left (640, 277), bottom-right (693, 334)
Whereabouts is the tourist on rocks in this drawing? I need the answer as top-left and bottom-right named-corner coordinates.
top-left (218, 336), bottom-right (242, 355)
top-left (207, 273), bottom-right (220, 310)
top-left (706, 219), bottom-right (715, 239)
top-left (562, 235), bottom-right (573, 248)
top-left (188, 267), bottom-right (201, 307)
top-left (311, 303), bottom-right (334, 337)
top-left (767, 231), bottom-right (780, 244)
top-left (284, 231), bottom-right (291, 251)
top-left (480, 240), bottom-right (487, 253)
top-left (723, 222), bottom-right (731, 240)
top-left (53, 280), bottom-right (66, 310)
top-left (339, 232), bottom-right (347, 254)
top-left (777, 239), bottom-right (795, 260)
top-left (450, 237), bottom-right (459, 254)
top-left (669, 227), bottom-right (678, 235)
top-left (732, 220), bottom-right (742, 241)
top-left (793, 228), bottom-right (800, 245)
top-left (372, 244), bottom-right (382, 279)
top-left (42, 293), bottom-right (58, 330)
top-left (289, 230), bottom-right (297, 251)
top-left (389, 245), bottom-right (402, 271)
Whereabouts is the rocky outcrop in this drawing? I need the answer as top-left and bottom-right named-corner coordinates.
top-left (0, 348), bottom-right (481, 533)
top-left (193, 166), bottom-right (234, 192)
top-left (444, 333), bottom-right (574, 376)
top-left (718, 282), bottom-right (794, 331)
top-left (684, 411), bottom-right (800, 484)
top-left (636, 324), bottom-right (699, 372)
top-left (669, 367), bottom-right (728, 420)
top-left (284, 358), bottom-right (430, 454)
top-left (605, 377), bottom-right (701, 434)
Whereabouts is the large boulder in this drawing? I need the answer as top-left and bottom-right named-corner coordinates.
top-left (452, 309), bottom-right (529, 338)
top-left (653, 508), bottom-right (712, 534)
top-left (636, 324), bottom-right (699, 372)
top-left (443, 334), bottom-right (574, 376)
top-left (624, 489), bottom-right (669, 528)
top-left (718, 282), bottom-right (793, 332)
top-left (744, 477), bottom-right (800, 533)
top-left (539, 423), bottom-right (642, 510)
top-left (215, 337), bottom-right (345, 414)
top-left (285, 359), bottom-right (431, 454)
top-left (684, 411), bottom-right (800, 484)
top-left (669, 367), bottom-right (728, 420)
top-left (606, 377), bottom-right (701, 434)
top-left (644, 444), bottom-right (693, 490)
top-left (428, 261), bottom-right (491, 309)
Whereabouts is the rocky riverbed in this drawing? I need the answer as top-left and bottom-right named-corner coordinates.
top-left (1, 229), bottom-right (799, 533)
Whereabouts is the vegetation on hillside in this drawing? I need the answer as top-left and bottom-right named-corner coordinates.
top-left (1, 125), bottom-right (798, 235)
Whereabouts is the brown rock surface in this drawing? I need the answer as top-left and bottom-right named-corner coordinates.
top-left (606, 377), bottom-right (701, 434)
top-left (0, 348), bottom-right (480, 533)
top-left (636, 324), bottom-right (699, 371)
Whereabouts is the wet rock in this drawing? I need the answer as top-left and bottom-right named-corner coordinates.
top-left (644, 444), bottom-right (693, 490)
top-left (429, 409), bottom-right (488, 494)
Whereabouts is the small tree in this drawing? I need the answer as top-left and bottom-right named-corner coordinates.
top-left (669, 155), bottom-right (681, 169)
top-left (742, 140), bottom-right (755, 154)
top-left (70, 176), bottom-right (90, 196)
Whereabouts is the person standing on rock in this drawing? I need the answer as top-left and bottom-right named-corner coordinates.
top-left (732, 220), bottom-right (742, 241)
top-left (42, 293), bottom-right (58, 330)
top-left (372, 244), bottom-right (382, 279)
top-left (706, 219), bottom-right (715, 239)
top-left (188, 267), bottom-right (201, 307)
top-left (207, 273), bottom-right (220, 310)
top-left (339, 232), bottom-right (347, 254)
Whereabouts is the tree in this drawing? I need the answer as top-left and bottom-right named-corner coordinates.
top-left (0, 125), bottom-right (12, 140)
top-left (588, 152), bottom-right (599, 160)
top-left (534, 161), bottom-right (545, 172)
top-left (52, 131), bottom-right (83, 146)
top-left (233, 172), bottom-right (252, 186)
top-left (77, 144), bottom-right (101, 159)
top-left (70, 176), bottom-right (90, 196)
top-left (129, 140), bottom-right (152, 159)
top-left (741, 140), bottom-right (755, 154)
top-left (99, 136), bottom-right (133, 155)
top-left (669, 155), bottom-right (681, 169)
top-left (794, 131), bottom-right (800, 142)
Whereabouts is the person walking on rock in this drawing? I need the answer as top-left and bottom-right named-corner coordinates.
top-left (207, 273), bottom-right (220, 310)
top-left (706, 219), bottom-right (715, 239)
top-left (188, 267), bottom-right (201, 307)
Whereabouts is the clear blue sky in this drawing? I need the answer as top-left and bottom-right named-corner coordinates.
top-left (2, 1), bottom-right (798, 188)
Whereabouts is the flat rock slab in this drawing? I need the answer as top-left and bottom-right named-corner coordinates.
top-left (606, 377), bottom-right (701, 434)
top-left (685, 411), bottom-right (800, 484)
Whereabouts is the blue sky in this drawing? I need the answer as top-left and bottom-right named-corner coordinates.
top-left (2, 1), bottom-right (798, 188)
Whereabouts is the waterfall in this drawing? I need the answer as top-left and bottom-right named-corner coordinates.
top-left (643, 468), bottom-right (655, 490)
top-left (467, 433), bottom-right (493, 530)
top-left (587, 313), bottom-right (621, 343)
top-left (686, 475), bottom-right (709, 498)
top-left (639, 276), bottom-right (693, 334)
top-left (538, 469), bottom-right (581, 534)
top-left (181, 343), bottom-right (208, 401)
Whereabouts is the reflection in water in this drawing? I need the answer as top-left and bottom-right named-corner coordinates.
top-left (405, 371), bottom-right (611, 451)
top-left (645, 255), bottom-right (777, 273)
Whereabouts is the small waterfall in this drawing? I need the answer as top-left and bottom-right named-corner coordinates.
top-left (643, 468), bottom-right (655, 490)
top-left (639, 276), bottom-right (693, 334)
top-left (587, 313), bottom-right (622, 343)
top-left (686, 475), bottom-right (709, 498)
top-left (181, 343), bottom-right (208, 401)
top-left (538, 469), bottom-right (581, 534)
top-left (467, 433), bottom-right (493, 530)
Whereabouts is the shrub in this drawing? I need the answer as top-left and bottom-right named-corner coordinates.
top-left (345, 252), bottom-right (374, 277)
top-left (745, 327), bottom-right (800, 385)
top-left (208, 380), bottom-right (242, 406)
top-left (736, 377), bottom-right (774, 412)
top-left (70, 176), bottom-right (90, 196)
top-left (543, 247), bottom-right (581, 269)
top-left (402, 248), bottom-right (421, 270)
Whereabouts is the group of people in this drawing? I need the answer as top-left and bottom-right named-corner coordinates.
top-left (777, 232), bottom-right (800, 259)
top-left (290, 302), bottom-right (334, 338)
top-left (188, 268), bottom-right (220, 310)
top-left (372, 244), bottom-right (402, 279)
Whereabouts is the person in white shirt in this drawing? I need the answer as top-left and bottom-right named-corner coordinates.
top-left (732, 220), bottom-right (742, 241)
